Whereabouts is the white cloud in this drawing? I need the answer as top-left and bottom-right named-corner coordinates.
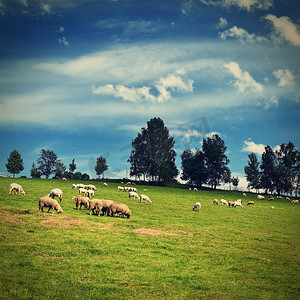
top-left (224, 61), bottom-right (263, 93)
top-left (216, 17), bottom-right (228, 29)
top-left (205, 131), bottom-right (221, 138)
top-left (58, 37), bottom-right (70, 46)
top-left (273, 69), bottom-right (295, 87)
top-left (266, 14), bottom-right (300, 47)
top-left (59, 26), bottom-right (65, 33)
top-left (242, 140), bottom-right (280, 155)
top-left (200, 0), bottom-right (273, 11)
top-left (41, 3), bottom-right (52, 15)
top-left (92, 69), bottom-right (194, 103)
top-left (220, 26), bottom-right (267, 43)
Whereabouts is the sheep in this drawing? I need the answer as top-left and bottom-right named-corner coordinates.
top-left (72, 195), bottom-right (89, 210)
top-left (257, 195), bottom-right (265, 200)
top-left (228, 201), bottom-right (235, 207)
top-left (86, 184), bottom-right (97, 191)
top-left (193, 187), bottom-right (198, 191)
top-left (72, 184), bottom-right (78, 189)
top-left (129, 191), bottom-right (140, 201)
top-left (140, 194), bottom-right (152, 204)
top-left (233, 201), bottom-right (243, 208)
top-left (85, 189), bottom-right (95, 198)
top-left (213, 199), bottom-right (219, 205)
top-left (103, 183), bottom-right (108, 187)
top-left (193, 202), bottom-right (201, 211)
top-left (47, 188), bottom-right (63, 202)
top-left (62, 177), bottom-right (67, 181)
top-left (39, 196), bottom-right (63, 214)
top-left (88, 199), bottom-right (104, 215)
top-left (243, 193), bottom-right (247, 197)
top-left (268, 196), bottom-right (274, 201)
top-left (286, 197), bottom-right (290, 201)
top-left (9, 183), bottom-right (26, 195)
top-left (236, 199), bottom-right (243, 204)
top-left (270, 206), bottom-right (275, 209)
top-left (95, 199), bottom-right (114, 216)
top-left (277, 196), bottom-right (283, 199)
top-left (108, 202), bottom-right (131, 218)
top-left (78, 188), bottom-right (88, 195)
top-left (117, 186), bottom-right (124, 191)
top-left (247, 201), bottom-right (255, 206)
top-left (220, 199), bottom-right (228, 206)
top-left (291, 200), bottom-right (299, 204)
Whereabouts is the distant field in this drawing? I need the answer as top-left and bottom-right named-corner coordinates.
top-left (0, 177), bottom-right (299, 299)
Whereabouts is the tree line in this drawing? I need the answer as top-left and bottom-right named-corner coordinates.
top-left (3, 117), bottom-right (299, 196)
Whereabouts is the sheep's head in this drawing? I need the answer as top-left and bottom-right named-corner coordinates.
top-left (125, 210), bottom-right (131, 218)
top-left (21, 191), bottom-right (26, 195)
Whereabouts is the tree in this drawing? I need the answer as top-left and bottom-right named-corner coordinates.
top-left (181, 149), bottom-right (208, 187)
top-left (202, 134), bottom-right (231, 189)
top-left (231, 177), bottom-right (239, 190)
top-left (6, 150), bottom-right (24, 177)
top-left (36, 149), bottom-right (58, 179)
top-left (95, 156), bottom-right (109, 178)
top-left (54, 160), bottom-right (66, 179)
top-left (260, 145), bottom-right (276, 194)
top-left (30, 163), bottom-right (41, 178)
top-left (244, 153), bottom-right (261, 192)
top-left (129, 117), bottom-right (178, 182)
top-left (69, 159), bottom-right (76, 173)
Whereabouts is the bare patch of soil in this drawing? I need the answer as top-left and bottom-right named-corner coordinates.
top-left (0, 212), bottom-right (22, 223)
top-left (133, 228), bottom-right (191, 236)
top-left (41, 220), bottom-right (71, 228)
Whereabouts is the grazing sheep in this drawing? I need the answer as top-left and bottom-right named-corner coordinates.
top-left (86, 184), bottom-right (97, 191)
top-left (85, 189), bottom-right (95, 198)
top-left (193, 188), bottom-right (198, 191)
top-left (220, 199), bottom-right (228, 206)
top-left (270, 206), bottom-right (275, 209)
top-left (257, 195), bottom-right (265, 200)
top-left (286, 197), bottom-right (290, 201)
top-left (269, 196), bottom-right (274, 201)
top-left (277, 196), bottom-right (283, 199)
top-left (193, 202), bottom-right (201, 211)
top-left (228, 201), bottom-right (235, 207)
top-left (78, 184), bottom-right (86, 189)
top-left (243, 193), bottom-right (247, 197)
top-left (9, 183), bottom-right (26, 195)
top-left (233, 201), bottom-right (243, 208)
top-left (78, 188), bottom-right (88, 195)
top-left (247, 201), bottom-right (255, 206)
top-left (47, 188), bottom-right (63, 202)
top-left (291, 200), bottom-right (299, 204)
top-left (117, 186), bottom-right (124, 191)
top-left (140, 194), bottom-right (152, 204)
top-left (213, 199), bottom-right (219, 205)
top-left (62, 177), bottom-right (67, 181)
top-left (88, 199), bottom-right (103, 216)
top-left (129, 191), bottom-right (140, 201)
top-left (95, 199), bottom-right (114, 216)
top-left (73, 195), bottom-right (89, 210)
top-left (108, 202), bottom-right (131, 218)
top-left (189, 188), bottom-right (192, 191)
top-left (72, 184), bottom-right (78, 189)
top-left (39, 196), bottom-right (63, 214)
top-left (103, 183), bottom-right (108, 187)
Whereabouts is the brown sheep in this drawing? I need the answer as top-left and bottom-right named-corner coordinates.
top-left (89, 199), bottom-right (103, 215)
top-left (39, 196), bottom-right (63, 214)
top-left (268, 196), bottom-right (274, 201)
top-left (228, 201), bottom-right (235, 207)
top-left (247, 201), bottom-right (255, 206)
top-left (73, 195), bottom-right (89, 210)
top-left (213, 199), bottom-right (219, 205)
top-left (95, 200), bottom-right (114, 216)
top-left (108, 202), bottom-right (131, 218)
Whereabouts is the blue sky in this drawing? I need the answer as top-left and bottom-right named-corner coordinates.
top-left (0, 0), bottom-right (299, 188)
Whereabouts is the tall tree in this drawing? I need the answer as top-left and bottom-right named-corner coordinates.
top-left (30, 162), bottom-right (41, 178)
top-left (95, 156), bottom-right (109, 179)
top-left (202, 134), bottom-right (230, 189)
top-left (6, 149), bottom-right (24, 177)
top-left (54, 160), bottom-right (66, 179)
top-left (37, 149), bottom-right (58, 179)
top-left (231, 177), bottom-right (239, 190)
top-left (181, 149), bottom-right (208, 187)
top-left (69, 159), bottom-right (77, 173)
top-left (260, 145), bottom-right (276, 194)
top-left (244, 153), bottom-right (261, 192)
top-left (129, 117), bottom-right (178, 182)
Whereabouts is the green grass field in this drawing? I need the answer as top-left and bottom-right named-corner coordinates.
top-left (0, 177), bottom-right (299, 299)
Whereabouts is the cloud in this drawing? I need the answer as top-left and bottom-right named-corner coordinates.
top-left (58, 37), bottom-right (70, 46)
top-left (220, 26), bottom-right (267, 43)
top-left (59, 26), bottom-right (65, 33)
top-left (273, 69), bottom-right (295, 87)
top-left (92, 69), bottom-right (194, 103)
top-left (242, 140), bottom-right (280, 155)
top-left (224, 61), bottom-right (263, 93)
top-left (215, 17), bottom-right (228, 29)
top-left (266, 14), bottom-right (300, 47)
top-left (200, 0), bottom-right (273, 11)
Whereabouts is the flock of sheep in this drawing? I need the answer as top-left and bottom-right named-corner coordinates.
top-left (8, 181), bottom-right (154, 219)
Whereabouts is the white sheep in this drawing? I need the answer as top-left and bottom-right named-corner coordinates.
top-left (140, 194), bottom-right (152, 204)
top-left (78, 188), bottom-right (88, 195)
top-left (39, 196), bottom-right (63, 214)
top-left (220, 199), bottom-right (228, 206)
top-left (85, 189), bottom-right (95, 198)
top-left (117, 186), bottom-right (124, 191)
top-left (103, 182), bottom-right (108, 187)
top-left (129, 191), bottom-right (140, 201)
top-left (243, 193), bottom-right (247, 197)
top-left (193, 187), bottom-right (198, 191)
top-left (86, 184), bottom-right (97, 191)
top-left (62, 177), bottom-right (67, 181)
top-left (257, 195), bottom-right (265, 200)
top-left (9, 183), bottom-right (26, 195)
top-left (48, 188), bottom-right (63, 202)
top-left (233, 201), bottom-right (243, 208)
top-left (193, 202), bottom-right (201, 211)
top-left (72, 184), bottom-right (78, 189)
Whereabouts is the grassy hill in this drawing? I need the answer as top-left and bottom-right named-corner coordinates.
top-left (0, 177), bottom-right (299, 299)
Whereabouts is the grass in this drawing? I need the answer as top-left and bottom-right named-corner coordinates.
top-left (0, 177), bottom-right (299, 299)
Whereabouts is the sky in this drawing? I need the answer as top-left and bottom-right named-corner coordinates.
top-left (0, 0), bottom-right (299, 189)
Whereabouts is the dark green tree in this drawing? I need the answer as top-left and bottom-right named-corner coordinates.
top-left (95, 156), bottom-right (109, 179)
top-left (244, 153), bottom-right (261, 192)
top-left (181, 149), bottom-right (208, 187)
top-left (231, 177), bottom-right (239, 190)
top-left (69, 159), bottom-right (77, 173)
top-left (202, 134), bottom-right (231, 189)
top-left (30, 162), bottom-right (41, 178)
top-left (37, 149), bottom-right (58, 179)
top-left (260, 145), bottom-right (276, 194)
top-left (54, 160), bottom-right (66, 179)
top-left (6, 149), bottom-right (24, 177)
top-left (129, 117), bottom-right (178, 182)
